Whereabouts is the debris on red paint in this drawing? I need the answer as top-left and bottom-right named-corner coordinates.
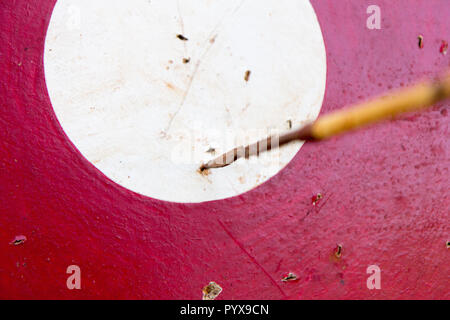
top-left (202, 282), bottom-right (222, 300)
top-left (334, 244), bottom-right (343, 259)
top-left (440, 41), bottom-right (448, 55)
top-left (418, 35), bottom-right (424, 49)
top-left (446, 241), bottom-right (450, 249)
top-left (281, 272), bottom-right (299, 282)
top-left (311, 193), bottom-right (323, 206)
top-left (244, 70), bottom-right (251, 82)
top-left (10, 235), bottom-right (27, 246)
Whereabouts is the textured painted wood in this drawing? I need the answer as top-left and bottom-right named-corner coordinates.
top-left (0, 0), bottom-right (448, 299)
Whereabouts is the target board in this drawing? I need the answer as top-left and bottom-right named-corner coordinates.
top-left (44, 0), bottom-right (327, 203)
top-left (0, 0), bottom-right (449, 299)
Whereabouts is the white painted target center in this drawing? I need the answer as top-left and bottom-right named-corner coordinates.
top-left (44, 0), bottom-right (327, 203)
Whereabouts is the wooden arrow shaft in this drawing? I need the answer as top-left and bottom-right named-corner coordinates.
top-left (201, 74), bottom-right (450, 170)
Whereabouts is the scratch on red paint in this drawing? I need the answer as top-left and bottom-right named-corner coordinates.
top-left (217, 220), bottom-right (288, 299)
top-left (275, 259), bottom-right (283, 273)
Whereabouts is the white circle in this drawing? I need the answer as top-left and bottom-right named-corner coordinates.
top-left (44, 0), bottom-right (327, 203)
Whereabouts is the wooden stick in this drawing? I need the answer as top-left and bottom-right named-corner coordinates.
top-left (200, 74), bottom-right (450, 170)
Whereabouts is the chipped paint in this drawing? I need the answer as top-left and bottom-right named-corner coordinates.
top-left (202, 282), bottom-right (222, 300)
top-left (9, 235), bottom-right (27, 246)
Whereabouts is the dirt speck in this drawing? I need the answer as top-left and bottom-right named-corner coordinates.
top-left (182, 57), bottom-right (190, 64)
top-left (176, 34), bottom-right (188, 41)
top-left (334, 244), bottom-right (343, 259)
top-left (238, 176), bottom-right (245, 184)
top-left (446, 241), bottom-right (450, 249)
top-left (10, 235), bottom-right (27, 246)
top-left (166, 82), bottom-right (175, 90)
top-left (281, 272), bottom-right (298, 282)
top-left (202, 282), bottom-right (222, 300)
top-left (206, 147), bottom-right (216, 154)
top-left (418, 35), bottom-right (424, 49)
top-left (287, 119), bottom-right (292, 129)
top-left (244, 70), bottom-right (251, 82)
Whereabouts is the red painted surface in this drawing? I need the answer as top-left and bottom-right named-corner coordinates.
top-left (0, 0), bottom-right (449, 299)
